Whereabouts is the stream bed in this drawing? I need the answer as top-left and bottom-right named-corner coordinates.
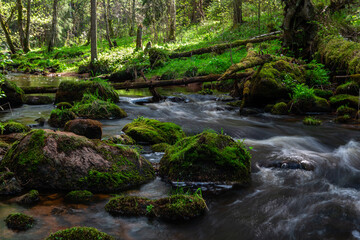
top-left (0, 74), bottom-right (360, 240)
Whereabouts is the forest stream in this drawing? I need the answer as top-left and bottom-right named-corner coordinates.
top-left (0, 74), bottom-right (359, 240)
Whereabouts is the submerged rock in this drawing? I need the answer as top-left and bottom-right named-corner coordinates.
top-left (0, 129), bottom-right (155, 192)
top-left (160, 131), bottom-right (251, 186)
top-left (122, 117), bottom-right (185, 145)
top-left (46, 227), bottom-right (114, 240)
top-left (64, 119), bottom-right (102, 139)
top-left (5, 213), bottom-right (35, 231)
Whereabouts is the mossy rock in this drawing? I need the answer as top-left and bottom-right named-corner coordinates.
top-left (151, 143), bottom-right (171, 152)
top-left (291, 96), bottom-right (330, 113)
top-left (0, 171), bottom-right (22, 195)
top-left (314, 89), bottom-right (333, 99)
top-left (64, 119), bottom-right (102, 139)
top-left (25, 95), bottom-right (53, 105)
top-left (56, 102), bottom-right (73, 109)
top-left (226, 100), bottom-right (242, 108)
top-left (16, 190), bottom-right (40, 205)
top-left (0, 141), bottom-right (10, 157)
top-left (1, 121), bottom-right (30, 134)
top-left (72, 99), bottom-right (127, 119)
top-left (0, 80), bottom-right (25, 108)
top-left (329, 94), bottom-right (359, 109)
top-left (122, 117), bottom-right (185, 145)
top-left (0, 129), bottom-right (155, 192)
top-left (159, 131), bottom-right (251, 185)
top-left (105, 194), bottom-right (207, 221)
top-left (55, 80), bottom-right (119, 104)
top-left (335, 114), bottom-right (352, 124)
top-left (107, 134), bottom-right (135, 145)
top-left (48, 108), bottom-right (77, 128)
top-left (149, 48), bottom-right (169, 68)
top-left (335, 81), bottom-right (359, 96)
top-left (303, 117), bottom-right (322, 126)
top-left (46, 227), bottom-right (114, 240)
top-left (271, 102), bottom-right (288, 115)
top-left (336, 105), bottom-right (357, 117)
top-left (5, 213), bottom-right (35, 231)
top-left (65, 190), bottom-right (93, 203)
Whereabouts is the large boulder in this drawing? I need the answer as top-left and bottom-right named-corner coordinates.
top-left (0, 79), bottom-right (25, 108)
top-left (64, 119), bottom-right (102, 139)
top-left (0, 129), bottom-right (155, 192)
top-left (55, 80), bottom-right (119, 104)
top-left (160, 131), bottom-right (251, 185)
top-left (122, 117), bottom-right (185, 144)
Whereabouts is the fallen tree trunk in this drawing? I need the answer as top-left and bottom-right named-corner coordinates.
top-left (169, 33), bottom-right (281, 59)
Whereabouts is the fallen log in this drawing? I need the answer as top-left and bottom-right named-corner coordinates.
top-left (169, 33), bottom-right (282, 59)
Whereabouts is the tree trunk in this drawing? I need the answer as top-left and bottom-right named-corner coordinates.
top-left (16, 0), bottom-right (25, 50)
top-left (129, 0), bottom-right (136, 36)
top-left (136, 24), bottom-right (143, 50)
top-left (0, 4), bottom-right (16, 54)
top-left (168, 0), bottom-right (176, 42)
top-left (103, 0), bottom-right (113, 48)
top-left (233, 0), bottom-right (243, 26)
top-left (23, 0), bottom-right (31, 53)
top-left (90, 0), bottom-right (98, 64)
top-left (48, 0), bottom-right (59, 52)
top-left (107, 0), bottom-right (114, 38)
top-left (191, 0), bottom-right (204, 24)
top-left (282, 0), bottom-right (317, 59)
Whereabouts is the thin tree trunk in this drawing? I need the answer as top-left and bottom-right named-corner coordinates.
top-left (23, 0), bottom-right (31, 53)
top-left (168, 0), bottom-right (176, 42)
top-left (48, 0), bottom-right (59, 52)
top-left (16, 0), bottom-right (25, 49)
top-left (107, 0), bottom-right (114, 38)
top-left (91, 0), bottom-right (98, 64)
top-left (258, 0), bottom-right (261, 34)
top-left (233, 0), bottom-right (243, 26)
top-left (191, 0), bottom-right (204, 24)
top-left (103, 0), bottom-right (113, 48)
top-left (0, 8), bottom-right (16, 54)
top-left (136, 24), bottom-right (143, 50)
top-left (129, 0), bottom-right (136, 36)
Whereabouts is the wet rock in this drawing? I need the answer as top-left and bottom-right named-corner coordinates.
top-left (329, 94), bottom-right (359, 109)
top-left (160, 131), bottom-right (251, 186)
top-left (335, 81), bottom-right (359, 96)
top-left (0, 133), bottom-right (26, 144)
top-left (151, 143), bottom-right (171, 152)
top-left (1, 121), bottom-right (31, 135)
top-left (16, 190), bottom-right (40, 205)
top-left (65, 190), bottom-right (93, 203)
top-left (0, 171), bottom-right (22, 195)
top-left (240, 108), bottom-right (263, 116)
top-left (0, 129), bottom-right (155, 192)
top-left (123, 117), bottom-right (185, 145)
top-left (48, 108), bottom-right (77, 128)
top-left (271, 102), bottom-right (288, 115)
top-left (64, 119), bottom-right (102, 139)
top-left (25, 95), bottom-right (53, 105)
top-left (51, 206), bottom-right (74, 215)
top-left (0, 80), bottom-right (25, 108)
top-left (5, 213), bottom-right (35, 231)
top-left (0, 141), bottom-right (10, 159)
top-left (266, 160), bottom-right (315, 171)
top-left (46, 227), bottom-right (114, 240)
top-left (55, 102), bottom-right (72, 109)
top-left (106, 134), bottom-right (135, 145)
top-left (291, 96), bottom-right (331, 114)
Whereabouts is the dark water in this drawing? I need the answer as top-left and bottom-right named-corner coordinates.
top-left (1, 75), bottom-right (360, 240)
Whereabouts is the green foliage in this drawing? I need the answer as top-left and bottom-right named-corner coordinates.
top-left (292, 84), bottom-right (316, 103)
top-left (46, 227), bottom-right (114, 240)
top-left (65, 190), bottom-right (93, 203)
top-left (306, 60), bottom-right (330, 87)
top-left (0, 121), bottom-right (30, 134)
top-left (329, 94), bottom-right (360, 108)
top-left (303, 116), bottom-right (322, 126)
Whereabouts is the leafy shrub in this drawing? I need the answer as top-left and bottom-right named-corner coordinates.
top-left (306, 60), bottom-right (330, 87)
top-left (292, 84), bottom-right (316, 103)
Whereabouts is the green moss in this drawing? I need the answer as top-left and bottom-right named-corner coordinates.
top-left (56, 102), bottom-right (73, 109)
top-left (0, 80), bottom-right (25, 108)
top-left (336, 105), bottom-right (357, 117)
top-left (271, 102), bottom-right (288, 115)
top-left (5, 213), bottom-right (35, 231)
top-left (226, 100), bottom-right (242, 107)
top-left (65, 190), bottom-right (93, 203)
top-left (122, 117), bottom-right (185, 145)
top-left (329, 94), bottom-right (359, 108)
top-left (303, 116), bottom-right (322, 126)
top-left (159, 131), bottom-right (251, 184)
top-left (48, 108), bottom-right (77, 128)
top-left (151, 143), bottom-right (171, 152)
top-left (1, 121), bottom-right (30, 134)
top-left (46, 227), bottom-right (114, 240)
top-left (335, 81), bottom-right (359, 96)
top-left (17, 190), bottom-right (40, 205)
top-left (105, 196), bottom-right (151, 216)
top-left (336, 114), bottom-right (352, 123)
top-left (71, 98), bottom-right (127, 119)
top-left (106, 134), bottom-right (135, 145)
top-left (314, 89), bottom-right (333, 99)
top-left (149, 48), bottom-right (169, 68)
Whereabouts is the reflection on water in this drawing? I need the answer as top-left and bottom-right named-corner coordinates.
top-left (6, 73), bottom-right (79, 88)
top-left (1, 75), bottom-right (360, 240)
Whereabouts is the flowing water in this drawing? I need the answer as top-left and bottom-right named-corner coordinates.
top-left (0, 74), bottom-right (360, 240)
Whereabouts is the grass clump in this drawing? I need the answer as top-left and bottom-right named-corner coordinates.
top-left (46, 227), bottom-right (114, 240)
top-left (5, 213), bottom-right (35, 231)
top-left (65, 190), bottom-right (93, 203)
top-left (122, 117), bottom-right (185, 144)
top-left (303, 116), bottom-right (322, 126)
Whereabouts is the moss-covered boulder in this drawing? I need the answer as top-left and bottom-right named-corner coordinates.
top-left (25, 95), bottom-right (53, 105)
top-left (72, 98), bottom-right (127, 119)
top-left (151, 143), bottom-right (171, 152)
top-left (335, 81), bottom-right (359, 96)
top-left (65, 190), bottom-right (93, 203)
top-left (0, 171), bottom-right (22, 195)
top-left (55, 80), bottom-right (119, 104)
top-left (0, 80), bottom-right (25, 108)
top-left (335, 114), bottom-right (352, 124)
top-left (16, 190), bottom-right (40, 205)
top-left (0, 129), bottom-right (155, 192)
top-left (160, 131), bottom-right (251, 185)
top-left (271, 102), bottom-right (288, 115)
top-left (64, 119), bottom-right (102, 139)
top-left (149, 48), bottom-right (169, 68)
top-left (291, 96), bottom-right (331, 113)
top-left (48, 108), bottom-right (77, 128)
top-left (314, 89), bottom-right (333, 99)
top-left (330, 94), bottom-right (359, 109)
top-left (336, 105), bottom-right (357, 117)
top-left (105, 194), bottom-right (207, 221)
top-left (122, 117), bottom-right (185, 145)
top-left (107, 134), bottom-right (135, 145)
top-left (5, 213), bottom-right (35, 231)
top-left (1, 121), bottom-right (30, 134)
top-left (46, 227), bottom-right (114, 240)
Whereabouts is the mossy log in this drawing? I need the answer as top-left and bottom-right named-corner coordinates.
top-left (169, 33), bottom-right (281, 59)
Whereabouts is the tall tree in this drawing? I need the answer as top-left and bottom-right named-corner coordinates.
top-left (129, 0), bottom-right (136, 36)
top-left (0, 3), bottom-right (16, 54)
top-left (191, 0), bottom-right (204, 24)
top-left (16, 0), bottom-right (25, 49)
top-left (168, 0), bottom-right (176, 41)
top-left (48, 0), bottom-right (59, 52)
top-left (23, 0), bottom-right (31, 53)
top-left (91, 0), bottom-right (98, 65)
top-left (233, 0), bottom-right (243, 26)
top-left (103, 0), bottom-right (113, 48)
